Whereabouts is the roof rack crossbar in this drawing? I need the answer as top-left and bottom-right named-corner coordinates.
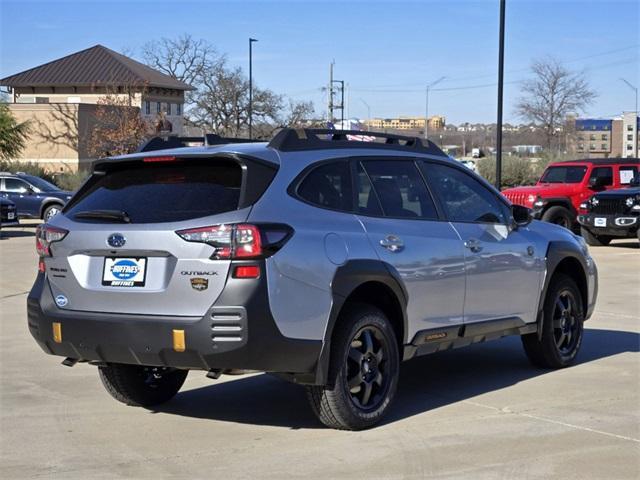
top-left (268, 128), bottom-right (446, 155)
top-left (137, 134), bottom-right (262, 152)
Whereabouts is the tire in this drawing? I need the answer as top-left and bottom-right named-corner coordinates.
top-left (522, 273), bottom-right (584, 369)
top-left (43, 204), bottom-right (62, 222)
top-left (306, 304), bottom-right (399, 430)
top-left (541, 205), bottom-right (573, 229)
top-left (580, 226), bottom-right (612, 246)
top-left (98, 364), bottom-right (188, 407)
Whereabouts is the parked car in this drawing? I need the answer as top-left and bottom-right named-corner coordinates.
top-left (27, 130), bottom-right (598, 430)
top-left (502, 158), bottom-right (639, 229)
top-left (0, 172), bottom-right (73, 221)
top-left (0, 197), bottom-right (18, 229)
top-left (578, 172), bottom-right (640, 245)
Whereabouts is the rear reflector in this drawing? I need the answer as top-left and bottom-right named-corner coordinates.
top-left (38, 258), bottom-right (46, 273)
top-left (233, 265), bottom-right (260, 278)
top-left (143, 156), bottom-right (176, 163)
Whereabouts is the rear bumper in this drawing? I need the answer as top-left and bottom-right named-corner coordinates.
top-left (27, 265), bottom-right (321, 375)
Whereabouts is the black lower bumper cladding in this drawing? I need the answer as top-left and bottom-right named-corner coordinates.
top-left (27, 262), bottom-right (321, 374)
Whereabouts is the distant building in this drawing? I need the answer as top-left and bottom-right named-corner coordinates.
top-left (574, 113), bottom-right (639, 158)
top-left (512, 145), bottom-right (543, 155)
top-left (366, 115), bottom-right (445, 131)
top-left (0, 45), bottom-right (192, 171)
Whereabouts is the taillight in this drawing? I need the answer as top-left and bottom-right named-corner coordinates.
top-left (143, 156), bottom-right (176, 162)
top-left (36, 225), bottom-right (68, 257)
top-left (175, 223), bottom-right (292, 259)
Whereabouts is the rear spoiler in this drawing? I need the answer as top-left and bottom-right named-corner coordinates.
top-left (138, 134), bottom-right (262, 153)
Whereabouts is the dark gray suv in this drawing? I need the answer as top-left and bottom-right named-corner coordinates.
top-left (27, 129), bottom-right (598, 430)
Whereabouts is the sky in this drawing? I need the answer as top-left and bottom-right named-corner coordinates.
top-left (0, 0), bottom-right (638, 124)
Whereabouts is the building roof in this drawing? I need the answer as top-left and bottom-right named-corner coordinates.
top-left (0, 45), bottom-right (193, 90)
top-left (575, 119), bottom-right (613, 131)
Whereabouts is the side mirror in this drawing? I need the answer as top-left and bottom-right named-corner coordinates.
top-left (511, 204), bottom-right (533, 228)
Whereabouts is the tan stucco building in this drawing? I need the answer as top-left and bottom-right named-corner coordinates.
top-left (1, 45), bottom-right (192, 171)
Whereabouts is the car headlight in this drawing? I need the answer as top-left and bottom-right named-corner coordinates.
top-left (579, 202), bottom-right (589, 210)
top-left (533, 198), bottom-right (544, 208)
top-left (527, 194), bottom-right (536, 204)
top-left (66, 195), bottom-right (72, 200)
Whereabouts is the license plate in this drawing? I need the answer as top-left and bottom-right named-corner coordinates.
top-left (7, 212), bottom-right (14, 220)
top-left (102, 257), bottom-right (147, 287)
top-left (594, 217), bottom-right (607, 227)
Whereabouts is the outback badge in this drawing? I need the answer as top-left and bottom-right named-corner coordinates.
top-left (190, 277), bottom-right (209, 292)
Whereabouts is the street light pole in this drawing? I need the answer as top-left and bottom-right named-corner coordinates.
top-left (425, 76), bottom-right (446, 141)
top-left (620, 78), bottom-right (638, 157)
top-left (360, 98), bottom-right (371, 129)
top-left (495, 0), bottom-right (506, 190)
top-left (248, 38), bottom-right (258, 139)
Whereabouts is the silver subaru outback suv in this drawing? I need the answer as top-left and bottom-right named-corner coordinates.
top-left (28, 129), bottom-right (598, 430)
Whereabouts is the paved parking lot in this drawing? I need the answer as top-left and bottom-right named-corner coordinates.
top-left (1, 221), bottom-right (638, 479)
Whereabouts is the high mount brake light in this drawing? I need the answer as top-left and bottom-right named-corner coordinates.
top-left (36, 224), bottom-right (68, 257)
top-left (143, 156), bottom-right (177, 163)
top-left (175, 223), bottom-right (291, 259)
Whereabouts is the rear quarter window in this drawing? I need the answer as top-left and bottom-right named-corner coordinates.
top-left (65, 159), bottom-right (245, 223)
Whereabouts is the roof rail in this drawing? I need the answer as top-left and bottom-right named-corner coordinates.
top-left (137, 134), bottom-right (262, 153)
top-left (268, 128), bottom-right (447, 155)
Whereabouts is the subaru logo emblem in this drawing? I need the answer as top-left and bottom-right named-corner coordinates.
top-left (107, 233), bottom-right (126, 248)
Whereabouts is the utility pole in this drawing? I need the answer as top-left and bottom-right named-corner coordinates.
top-left (495, 0), bottom-right (506, 190)
top-left (248, 38), bottom-right (258, 139)
top-left (425, 76), bottom-right (446, 140)
top-left (333, 80), bottom-right (345, 128)
top-left (620, 78), bottom-right (638, 158)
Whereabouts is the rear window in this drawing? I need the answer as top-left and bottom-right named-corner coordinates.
top-left (540, 166), bottom-right (587, 183)
top-left (65, 160), bottom-right (243, 223)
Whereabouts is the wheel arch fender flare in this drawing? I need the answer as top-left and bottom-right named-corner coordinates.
top-left (314, 259), bottom-right (408, 385)
top-left (541, 198), bottom-right (577, 218)
top-left (537, 241), bottom-right (590, 340)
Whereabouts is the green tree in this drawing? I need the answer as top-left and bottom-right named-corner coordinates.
top-left (0, 103), bottom-right (31, 160)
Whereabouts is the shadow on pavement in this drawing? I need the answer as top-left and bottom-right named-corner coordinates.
top-left (0, 228), bottom-right (36, 239)
top-left (153, 328), bottom-right (639, 429)
top-left (607, 240), bottom-right (638, 249)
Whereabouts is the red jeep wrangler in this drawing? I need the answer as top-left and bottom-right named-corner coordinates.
top-left (502, 158), bottom-right (640, 229)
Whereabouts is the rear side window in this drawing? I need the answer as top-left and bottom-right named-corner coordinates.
top-left (589, 167), bottom-right (613, 186)
top-left (619, 166), bottom-right (638, 185)
top-left (361, 160), bottom-right (437, 219)
top-left (297, 161), bottom-right (353, 211)
top-left (65, 160), bottom-right (243, 223)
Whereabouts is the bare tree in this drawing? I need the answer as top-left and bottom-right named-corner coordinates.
top-left (141, 34), bottom-right (224, 113)
top-left (515, 57), bottom-right (597, 151)
top-left (190, 62), bottom-right (284, 137)
top-left (88, 92), bottom-right (153, 158)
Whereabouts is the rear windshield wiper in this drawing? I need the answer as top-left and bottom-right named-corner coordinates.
top-left (73, 209), bottom-right (131, 223)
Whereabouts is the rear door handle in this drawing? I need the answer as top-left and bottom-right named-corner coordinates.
top-left (380, 235), bottom-right (404, 252)
top-left (464, 238), bottom-right (483, 253)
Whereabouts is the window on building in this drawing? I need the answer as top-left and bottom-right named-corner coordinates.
top-left (601, 134), bottom-right (608, 141)
top-left (176, 103), bottom-right (182, 115)
top-left (156, 102), bottom-right (161, 114)
top-left (577, 136), bottom-right (584, 141)
top-left (628, 125), bottom-right (634, 131)
top-left (589, 134), bottom-right (596, 141)
top-left (589, 144), bottom-right (596, 150)
top-left (627, 134), bottom-right (634, 141)
top-left (601, 144), bottom-right (607, 150)
top-left (577, 143), bottom-right (584, 151)
top-left (166, 103), bottom-right (172, 115)
top-left (627, 144), bottom-right (633, 151)
top-left (145, 101), bottom-right (151, 115)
